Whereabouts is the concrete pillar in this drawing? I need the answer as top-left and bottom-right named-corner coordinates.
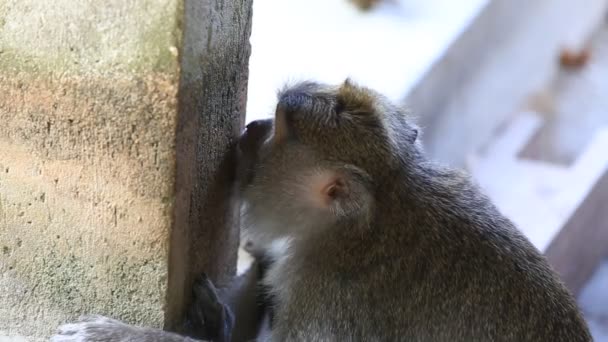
top-left (0, 0), bottom-right (252, 339)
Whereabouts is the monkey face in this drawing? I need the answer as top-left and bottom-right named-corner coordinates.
top-left (237, 118), bottom-right (349, 246)
top-left (237, 80), bottom-right (421, 245)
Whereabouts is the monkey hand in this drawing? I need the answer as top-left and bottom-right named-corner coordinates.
top-left (183, 273), bottom-right (234, 342)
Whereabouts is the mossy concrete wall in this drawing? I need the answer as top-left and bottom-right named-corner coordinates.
top-left (0, 0), bottom-right (252, 339)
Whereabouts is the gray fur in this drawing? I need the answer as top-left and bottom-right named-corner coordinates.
top-left (240, 80), bottom-right (592, 341)
top-left (50, 315), bottom-right (200, 342)
top-left (51, 80), bottom-right (591, 341)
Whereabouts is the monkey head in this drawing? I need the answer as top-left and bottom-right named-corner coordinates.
top-left (237, 80), bottom-right (420, 247)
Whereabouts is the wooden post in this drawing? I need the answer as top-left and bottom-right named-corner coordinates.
top-left (0, 0), bottom-right (252, 338)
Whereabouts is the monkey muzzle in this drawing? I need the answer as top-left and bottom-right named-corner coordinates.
top-left (239, 119), bottom-right (273, 156)
top-left (236, 119), bottom-right (273, 186)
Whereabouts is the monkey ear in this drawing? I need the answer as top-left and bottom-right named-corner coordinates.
top-left (305, 170), bottom-right (348, 210)
top-left (321, 177), bottom-right (347, 205)
top-left (304, 166), bottom-right (373, 219)
top-left (307, 166), bottom-right (371, 210)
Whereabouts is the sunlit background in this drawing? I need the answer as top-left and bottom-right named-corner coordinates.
top-left (246, 0), bottom-right (488, 122)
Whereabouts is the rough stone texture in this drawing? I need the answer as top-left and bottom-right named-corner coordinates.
top-left (0, 0), bottom-right (252, 339)
top-left (165, 0), bottom-right (252, 330)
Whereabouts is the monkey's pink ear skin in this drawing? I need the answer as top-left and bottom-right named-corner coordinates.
top-left (303, 171), bottom-right (345, 210)
top-left (322, 178), bottom-right (346, 203)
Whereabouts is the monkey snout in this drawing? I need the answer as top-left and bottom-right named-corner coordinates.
top-left (239, 119), bottom-right (272, 153)
top-left (237, 120), bottom-right (272, 186)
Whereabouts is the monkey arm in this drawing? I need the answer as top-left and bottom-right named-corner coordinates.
top-left (184, 257), bottom-right (274, 342)
top-left (213, 260), bottom-right (271, 342)
top-left (183, 273), bottom-right (235, 342)
top-left (186, 261), bottom-right (276, 342)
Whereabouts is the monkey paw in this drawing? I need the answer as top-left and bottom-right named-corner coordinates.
top-left (184, 273), bottom-right (234, 342)
top-left (50, 315), bottom-right (139, 342)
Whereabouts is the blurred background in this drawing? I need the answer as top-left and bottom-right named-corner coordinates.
top-left (244, 0), bottom-right (608, 339)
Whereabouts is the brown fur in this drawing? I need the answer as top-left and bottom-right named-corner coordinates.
top-left (239, 80), bottom-right (592, 341)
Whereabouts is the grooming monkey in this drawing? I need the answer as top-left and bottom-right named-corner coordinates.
top-left (52, 80), bottom-right (591, 341)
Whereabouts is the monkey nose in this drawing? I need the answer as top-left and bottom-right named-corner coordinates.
top-left (239, 119), bottom-right (272, 152)
top-left (243, 120), bottom-right (260, 135)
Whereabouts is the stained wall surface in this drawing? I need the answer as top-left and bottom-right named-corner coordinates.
top-left (0, 0), bottom-right (252, 339)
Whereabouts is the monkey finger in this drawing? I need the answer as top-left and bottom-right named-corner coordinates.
top-left (192, 274), bottom-right (223, 310)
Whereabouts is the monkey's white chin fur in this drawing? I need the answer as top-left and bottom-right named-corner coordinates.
top-left (240, 211), bottom-right (293, 259)
top-left (240, 198), bottom-right (330, 245)
top-left (265, 237), bottom-right (292, 260)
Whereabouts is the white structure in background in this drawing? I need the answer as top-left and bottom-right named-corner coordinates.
top-left (246, 0), bottom-right (489, 122)
top-left (468, 112), bottom-right (608, 251)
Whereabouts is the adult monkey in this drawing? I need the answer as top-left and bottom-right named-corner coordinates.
top-left (52, 80), bottom-right (592, 342)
